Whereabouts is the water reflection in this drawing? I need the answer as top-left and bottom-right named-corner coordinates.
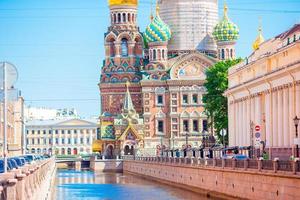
top-left (55, 169), bottom-right (212, 200)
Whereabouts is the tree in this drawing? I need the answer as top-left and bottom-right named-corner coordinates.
top-left (203, 59), bottom-right (242, 145)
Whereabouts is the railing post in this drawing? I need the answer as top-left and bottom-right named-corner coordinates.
top-left (244, 158), bottom-right (249, 170)
top-left (222, 159), bottom-right (225, 169)
top-left (6, 178), bottom-right (18, 200)
top-left (292, 158), bottom-right (299, 174)
top-left (273, 158), bottom-right (279, 173)
top-left (213, 158), bottom-right (216, 167)
top-left (16, 173), bottom-right (27, 200)
top-left (232, 158), bottom-right (236, 170)
top-left (258, 158), bottom-right (263, 172)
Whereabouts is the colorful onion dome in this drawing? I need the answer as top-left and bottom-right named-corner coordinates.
top-left (252, 25), bottom-right (265, 50)
top-left (144, 6), bottom-right (171, 44)
top-left (213, 4), bottom-right (239, 42)
top-left (108, 0), bottom-right (138, 6)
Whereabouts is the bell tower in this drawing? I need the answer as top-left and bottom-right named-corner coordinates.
top-left (100, 0), bottom-right (143, 116)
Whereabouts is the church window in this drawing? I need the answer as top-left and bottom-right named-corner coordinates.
top-left (287, 38), bottom-right (290, 45)
top-left (193, 120), bottom-right (199, 132)
top-left (153, 49), bottom-right (157, 60)
top-left (118, 13), bottom-right (121, 23)
top-left (203, 120), bottom-right (208, 132)
top-left (128, 13), bottom-right (131, 23)
top-left (182, 94), bottom-right (188, 104)
top-left (230, 49), bottom-right (233, 59)
top-left (192, 94), bottom-right (198, 104)
top-left (158, 121), bottom-right (164, 133)
top-left (132, 14), bottom-right (135, 23)
top-left (183, 120), bottom-right (189, 132)
top-left (162, 49), bottom-right (165, 59)
top-left (157, 95), bottom-right (164, 105)
top-left (221, 49), bottom-right (225, 60)
top-left (122, 13), bottom-right (126, 23)
top-left (113, 14), bottom-right (116, 23)
top-left (121, 38), bottom-right (128, 57)
top-left (293, 34), bottom-right (296, 42)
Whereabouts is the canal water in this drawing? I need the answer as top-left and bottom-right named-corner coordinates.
top-left (54, 169), bottom-right (213, 200)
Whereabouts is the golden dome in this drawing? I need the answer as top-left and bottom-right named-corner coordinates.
top-left (253, 22), bottom-right (265, 51)
top-left (109, 0), bottom-right (138, 6)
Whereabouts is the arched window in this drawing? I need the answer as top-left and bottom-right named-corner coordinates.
top-left (31, 149), bottom-right (35, 154)
top-left (221, 49), bottom-right (225, 60)
top-left (153, 49), bottom-right (157, 60)
top-left (132, 14), bottom-right (135, 23)
top-left (230, 49), bottom-right (233, 59)
top-left (122, 13), bottom-right (126, 23)
top-left (121, 38), bottom-right (128, 57)
top-left (113, 14), bottom-right (116, 23)
top-left (118, 13), bottom-right (121, 23)
top-left (162, 49), bottom-right (165, 59)
top-left (128, 13), bottom-right (131, 23)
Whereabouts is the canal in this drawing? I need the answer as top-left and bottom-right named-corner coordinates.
top-left (54, 169), bottom-right (214, 200)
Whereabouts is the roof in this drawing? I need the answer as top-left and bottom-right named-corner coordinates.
top-left (25, 118), bottom-right (98, 128)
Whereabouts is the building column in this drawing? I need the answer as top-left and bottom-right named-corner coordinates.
top-left (265, 92), bottom-right (272, 148)
top-left (289, 86), bottom-right (295, 147)
top-left (283, 87), bottom-right (290, 147)
top-left (272, 90), bottom-right (278, 147)
top-left (277, 89), bottom-right (283, 147)
top-left (246, 98), bottom-right (251, 146)
top-left (242, 100), bottom-right (247, 146)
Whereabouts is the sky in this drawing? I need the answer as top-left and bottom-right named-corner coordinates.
top-left (0, 0), bottom-right (300, 118)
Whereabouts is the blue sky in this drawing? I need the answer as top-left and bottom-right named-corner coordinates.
top-left (0, 0), bottom-right (299, 118)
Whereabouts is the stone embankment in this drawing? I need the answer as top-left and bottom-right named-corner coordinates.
top-left (124, 157), bottom-right (300, 200)
top-left (0, 157), bottom-right (56, 200)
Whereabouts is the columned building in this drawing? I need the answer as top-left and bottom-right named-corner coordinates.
top-left (25, 119), bottom-right (98, 155)
top-left (226, 24), bottom-right (300, 159)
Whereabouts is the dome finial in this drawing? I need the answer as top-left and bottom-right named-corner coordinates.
top-left (156, 0), bottom-right (160, 16)
top-left (150, 0), bottom-right (154, 21)
top-left (224, 1), bottom-right (228, 19)
top-left (252, 17), bottom-right (265, 51)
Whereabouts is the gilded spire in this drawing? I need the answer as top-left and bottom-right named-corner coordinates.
top-left (150, 0), bottom-right (154, 21)
top-left (224, 1), bottom-right (228, 19)
top-left (252, 17), bottom-right (265, 51)
top-left (123, 81), bottom-right (135, 112)
top-left (156, 0), bottom-right (160, 16)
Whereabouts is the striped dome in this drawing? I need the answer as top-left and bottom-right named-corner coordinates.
top-left (213, 5), bottom-right (239, 42)
top-left (144, 14), bottom-right (171, 44)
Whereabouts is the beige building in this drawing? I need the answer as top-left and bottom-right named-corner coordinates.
top-left (25, 119), bottom-right (98, 155)
top-left (0, 96), bottom-right (25, 156)
top-left (226, 24), bottom-right (300, 159)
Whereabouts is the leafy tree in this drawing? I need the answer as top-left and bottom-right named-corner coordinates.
top-left (203, 59), bottom-right (242, 145)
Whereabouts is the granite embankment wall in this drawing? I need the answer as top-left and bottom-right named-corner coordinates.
top-left (0, 157), bottom-right (56, 200)
top-left (123, 158), bottom-right (300, 200)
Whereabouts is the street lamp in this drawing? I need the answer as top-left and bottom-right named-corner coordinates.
top-left (293, 116), bottom-right (299, 158)
top-left (250, 121), bottom-right (255, 159)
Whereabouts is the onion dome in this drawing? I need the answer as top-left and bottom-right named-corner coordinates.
top-left (144, 5), bottom-right (171, 44)
top-left (252, 25), bottom-right (265, 50)
top-left (108, 0), bottom-right (138, 6)
top-left (213, 4), bottom-right (239, 42)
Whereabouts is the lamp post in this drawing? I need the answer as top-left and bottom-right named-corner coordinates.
top-left (250, 121), bottom-right (255, 159)
top-left (293, 116), bottom-right (299, 158)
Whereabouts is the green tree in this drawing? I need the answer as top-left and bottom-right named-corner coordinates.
top-left (203, 59), bottom-right (242, 145)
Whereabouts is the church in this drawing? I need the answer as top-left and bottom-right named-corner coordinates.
top-left (95, 0), bottom-right (239, 157)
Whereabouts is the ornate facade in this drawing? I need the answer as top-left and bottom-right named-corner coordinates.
top-left (225, 24), bottom-right (300, 159)
top-left (98, 1), bottom-right (238, 157)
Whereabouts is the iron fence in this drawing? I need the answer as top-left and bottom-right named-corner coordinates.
top-left (216, 159), bottom-right (222, 167)
top-left (262, 160), bottom-right (273, 170)
top-left (277, 161), bottom-right (292, 172)
top-left (248, 160), bottom-right (258, 169)
top-left (236, 160), bottom-right (244, 168)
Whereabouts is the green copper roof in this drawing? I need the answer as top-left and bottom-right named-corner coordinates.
top-left (144, 14), bottom-right (171, 44)
top-left (213, 5), bottom-right (239, 42)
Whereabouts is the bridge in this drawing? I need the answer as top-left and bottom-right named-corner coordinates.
top-left (55, 156), bottom-right (90, 170)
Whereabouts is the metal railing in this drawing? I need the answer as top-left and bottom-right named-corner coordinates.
top-left (123, 156), bottom-right (300, 175)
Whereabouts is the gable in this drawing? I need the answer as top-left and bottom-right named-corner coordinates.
top-left (55, 119), bottom-right (97, 127)
top-left (169, 52), bottom-right (216, 80)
